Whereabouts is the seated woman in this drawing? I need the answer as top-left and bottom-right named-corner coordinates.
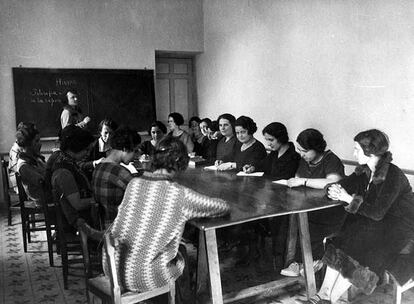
top-left (243, 122), bottom-right (300, 179)
top-left (92, 126), bottom-right (141, 222)
top-left (168, 112), bottom-right (194, 153)
top-left (282, 129), bottom-right (345, 277)
top-left (8, 122), bottom-right (29, 193)
top-left (242, 122), bottom-right (300, 265)
top-left (46, 125), bottom-right (102, 240)
top-left (301, 129), bottom-right (414, 304)
top-left (217, 115), bottom-right (266, 171)
top-left (15, 122), bottom-right (46, 202)
top-left (139, 120), bottom-right (167, 157)
top-left (201, 118), bottom-right (220, 163)
top-left (91, 118), bottom-right (118, 159)
top-left (189, 116), bottom-right (207, 156)
top-left (214, 113), bottom-right (237, 166)
top-left (105, 137), bottom-right (230, 301)
top-left (78, 118), bottom-right (118, 180)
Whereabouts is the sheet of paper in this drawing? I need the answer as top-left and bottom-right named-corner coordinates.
top-left (272, 179), bottom-right (288, 186)
top-left (121, 162), bottom-right (138, 174)
top-left (204, 165), bottom-right (218, 171)
top-left (236, 171), bottom-right (264, 177)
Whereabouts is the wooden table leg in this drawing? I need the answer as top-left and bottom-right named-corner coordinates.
top-left (285, 214), bottom-right (298, 267)
top-left (196, 229), bottom-right (209, 296)
top-left (205, 229), bottom-right (223, 304)
top-left (297, 212), bottom-right (317, 298)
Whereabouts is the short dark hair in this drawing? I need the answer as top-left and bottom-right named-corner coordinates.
top-left (62, 89), bottom-right (78, 105)
top-left (152, 137), bottom-right (189, 172)
top-left (200, 118), bottom-right (212, 129)
top-left (296, 128), bottom-right (326, 153)
top-left (354, 129), bottom-right (389, 157)
top-left (217, 113), bottom-right (236, 132)
top-left (189, 116), bottom-right (201, 127)
top-left (59, 125), bottom-right (95, 153)
top-left (110, 126), bottom-right (141, 151)
top-left (209, 120), bottom-right (219, 132)
top-left (149, 121), bottom-right (167, 135)
top-left (98, 118), bottom-right (118, 132)
top-left (15, 122), bottom-right (39, 148)
top-left (168, 112), bottom-right (185, 126)
top-left (235, 116), bottom-right (257, 135)
top-left (262, 122), bottom-right (289, 144)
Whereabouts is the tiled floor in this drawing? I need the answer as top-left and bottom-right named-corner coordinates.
top-left (1, 205), bottom-right (414, 304)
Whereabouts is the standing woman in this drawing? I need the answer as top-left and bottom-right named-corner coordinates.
top-left (60, 90), bottom-right (91, 129)
top-left (215, 113), bottom-right (237, 166)
top-left (243, 122), bottom-right (300, 179)
top-left (282, 129), bottom-right (345, 277)
top-left (303, 129), bottom-right (414, 304)
top-left (168, 112), bottom-right (194, 153)
top-left (15, 122), bottom-right (46, 202)
top-left (217, 116), bottom-right (266, 171)
top-left (140, 121), bottom-right (167, 157)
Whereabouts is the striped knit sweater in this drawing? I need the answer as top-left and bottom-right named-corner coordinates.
top-left (104, 171), bottom-right (230, 292)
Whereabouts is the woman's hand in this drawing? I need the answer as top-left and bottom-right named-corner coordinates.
top-left (287, 177), bottom-right (305, 188)
top-left (217, 162), bottom-right (234, 171)
top-left (243, 164), bottom-right (255, 173)
top-left (327, 184), bottom-right (353, 204)
top-left (215, 160), bottom-right (223, 167)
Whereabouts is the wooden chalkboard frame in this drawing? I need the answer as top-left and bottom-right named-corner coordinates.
top-left (12, 67), bottom-right (156, 138)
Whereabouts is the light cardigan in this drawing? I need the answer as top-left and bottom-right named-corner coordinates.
top-left (105, 172), bottom-right (230, 292)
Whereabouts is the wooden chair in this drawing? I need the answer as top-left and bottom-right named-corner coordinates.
top-left (38, 179), bottom-right (57, 266)
top-left (52, 189), bottom-right (87, 289)
top-left (1, 159), bottom-right (20, 226)
top-left (15, 172), bottom-right (47, 252)
top-left (87, 234), bottom-right (176, 304)
top-left (387, 240), bottom-right (414, 304)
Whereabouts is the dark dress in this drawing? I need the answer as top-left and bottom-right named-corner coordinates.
top-left (323, 157), bottom-right (414, 294)
top-left (254, 142), bottom-right (300, 180)
top-left (140, 140), bottom-right (157, 157)
top-left (253, 142), bottom-right (301, 257)
top-left (234, 140), bottom-right (267, 170)
top-left (216, 136), bottom-right (237, 162)
top-left (295, 150), bottom-right (346, 261)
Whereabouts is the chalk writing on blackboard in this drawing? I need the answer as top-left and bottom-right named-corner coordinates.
top-left (30, 88), bottom-right (62, 106)
top-left (55, 78), bottom-right (77, 87)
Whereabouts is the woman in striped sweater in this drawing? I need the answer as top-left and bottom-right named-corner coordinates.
top-left (105, 136), bottom-right (230, 302)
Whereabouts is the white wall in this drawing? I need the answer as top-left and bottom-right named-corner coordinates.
top-left (197, 0), bottom-right (414, 171)
top-left (0, 0), bottom-right (203, 152)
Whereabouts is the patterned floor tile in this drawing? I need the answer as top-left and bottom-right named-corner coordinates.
top-left (1, 205), bottom-right (414, 304)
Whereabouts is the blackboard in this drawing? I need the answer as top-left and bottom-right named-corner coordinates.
top-left (12, 68), bottom-right (156, 137)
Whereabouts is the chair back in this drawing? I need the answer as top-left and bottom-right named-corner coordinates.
top-left (15, 172), bottom-right (29, 205)
top-left (104, 234), bottom-right (122, 304)
top-left (1, 160), bottom-right (11, 202)
top-left (38, 179), bottom-right (55, 226)
top-left (51, 188), bottom-right (68, 244)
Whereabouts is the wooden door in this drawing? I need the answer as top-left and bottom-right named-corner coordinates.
top-left (155, 57), bottom-right (196, 128)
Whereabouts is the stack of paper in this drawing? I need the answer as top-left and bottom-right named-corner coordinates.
top-left (236, 171), bottom-right (264, 177)
top-left (272, 179), bottom-right (288, 186)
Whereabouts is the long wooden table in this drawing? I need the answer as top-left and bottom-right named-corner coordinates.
top-left (175, 168), bottom-right (341, 304)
